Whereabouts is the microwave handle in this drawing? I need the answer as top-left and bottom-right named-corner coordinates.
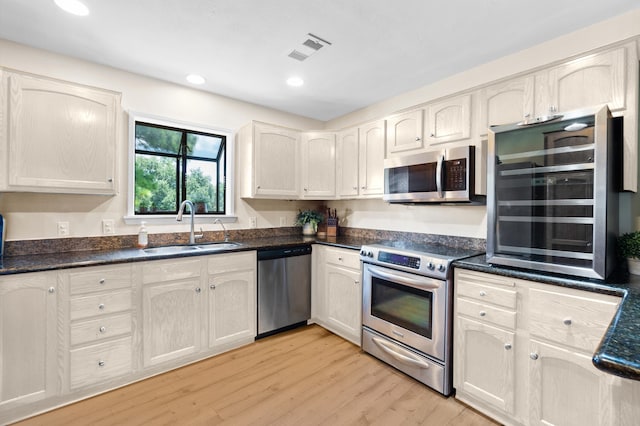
top-left (436, 154), bottom-right (444, 198)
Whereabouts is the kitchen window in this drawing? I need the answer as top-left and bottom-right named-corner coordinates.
top-left (128, 114), bottom-right (234, 220)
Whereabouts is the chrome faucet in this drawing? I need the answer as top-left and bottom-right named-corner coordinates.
top-left (176, 200), bottom-right (203, 244)
top-left (214, 218), bottom-right (229, 242)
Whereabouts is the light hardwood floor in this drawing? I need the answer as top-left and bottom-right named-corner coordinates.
top-left (17, 325), bottom-right (497, 425)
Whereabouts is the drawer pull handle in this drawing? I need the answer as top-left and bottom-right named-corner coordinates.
top-left (530, 353), bottom-right (539, 361)
top-left (479, 291), bottom-right (486, 297)
top-left (563, 318), bottom-right (572, 326)
top-left (99, 326), bottom-right (106, 333)
top-left (98, 304), bottom-right (105, 310)
top-left (99, 278), bottom-right (106, 284)
top-left (98, 360), bottom-right (105, 367)
top-left (504, 343), bottom-right (512, 350)
top-left (479, 311), bottom-right (486, 317)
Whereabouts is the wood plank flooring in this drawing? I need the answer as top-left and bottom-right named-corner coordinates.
top-left (17, 325), bottom-right (498, 425)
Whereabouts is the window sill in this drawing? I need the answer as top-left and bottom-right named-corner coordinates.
top-left (123, 215), bottom-right (237, 226)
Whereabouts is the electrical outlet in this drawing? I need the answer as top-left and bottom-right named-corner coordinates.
top-left (102, 219), bottom-right (115, 235)
top-left (279, 217), bottom-right (287, 226)
top-left (57, 221), bottom-right (69, 237)
top-left (249, 217), bottom-right (257, 228)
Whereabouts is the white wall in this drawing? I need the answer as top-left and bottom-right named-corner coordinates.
top-left (325, 9), bottom-right (640, 238)
top-left (0, 39), bottom-right (321, 241)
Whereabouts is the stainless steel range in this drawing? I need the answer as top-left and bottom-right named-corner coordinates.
top-left (360, 241), bottom-right (482, 396)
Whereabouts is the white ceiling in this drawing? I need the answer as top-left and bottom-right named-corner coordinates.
top-left (1, 0), bottom-right (639, 121)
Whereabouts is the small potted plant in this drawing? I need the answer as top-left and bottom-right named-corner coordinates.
top-left (295, 209), bottom-right (324, 236)
top-left (618, 231), bottom-right (640, 275)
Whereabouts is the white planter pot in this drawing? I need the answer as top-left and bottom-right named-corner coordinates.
top-left (628, 257), bottom-right (640, 275)
top-left (302, 222), bottom-right (316, 236)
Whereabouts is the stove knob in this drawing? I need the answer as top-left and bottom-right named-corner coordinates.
top-left (427, 262), bottom-right (435, 270)
top-left (367, 251), bottom-right (374, 258)
top-left (360, 249), bottom-right (366, 256)
top-left (438, 264), bottom-right (446, 272)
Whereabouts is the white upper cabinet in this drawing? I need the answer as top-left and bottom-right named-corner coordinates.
top-left (300, 132), bottom-right (336, 199)
top-left (0, 69), bottom-right (119, 195)
top-left (478, 76), bottom-right (535, 136)
top-left (336, 127), bottom-right (360, 198)
top-left (386, 108), bottom-right (424, 157)
top-left (238, 121), bottom-right (300, 199)
top-left (426, 94), bottom-right (471, 145)
top-left (358, 120), bottom-right (386, 197)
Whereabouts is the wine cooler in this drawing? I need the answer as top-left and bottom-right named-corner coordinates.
top-left (487, 105), bottom-right (621, 279)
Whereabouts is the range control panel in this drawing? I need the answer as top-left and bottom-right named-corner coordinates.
top-left (360, 245), bottom-right (450, 279)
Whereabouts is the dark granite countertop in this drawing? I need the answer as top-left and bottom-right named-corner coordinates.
top-left (0, 235), bottom-right (374, 275)
top-left (453, 255), bottom-right (640, 382)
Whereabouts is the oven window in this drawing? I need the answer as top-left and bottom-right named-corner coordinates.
top-left (371, 276), bottom-right (433, 339)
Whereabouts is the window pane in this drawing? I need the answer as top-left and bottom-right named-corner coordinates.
top-left (135, 154), bottom-right (178, 213)
top-left (186, 159), bottom-right (222, 213)
top-left (135, 123), bottom-right (182, 154)
top-left (186, 133), bottom-right (223, 159)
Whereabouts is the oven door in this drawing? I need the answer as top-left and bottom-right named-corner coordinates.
top-left (362, 263), bottom-right (447, 361)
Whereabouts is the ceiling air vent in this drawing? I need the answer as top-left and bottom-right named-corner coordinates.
top-left (287, 33), bottom-right (332, 62)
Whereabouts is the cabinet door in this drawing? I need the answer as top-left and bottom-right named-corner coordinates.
top-left (253, 122), bottom-right (300, 198)
top-left (454, 317), bottom-right (516, 414)
top-left (311, 245), bottom-right (328, 323)
top-left (426, 94), bottom-right (471, 145)
top-left (301, 132), bottom-right (336, 199)
top-left (325, 264), bottom-right (361, 345)
top-left (545, 47), bottom-right (627, 115)
top-left (529, 339), bottom-right (615, 426)
top-left (142, 279), bottom-right (202, 367)
top-left (207, 269), bottom-right (256, 350)
top-left (3, 71), bottom-right (118, 194)
top-left (0, 273), bottom-right (58, 409)
top-left (386, 109), bottom-right (424, 156)
top-left (478, 77), bottom-right (534, 136)
top-left (336, 128), bottom-right (359, 198)
top-left (358, 120), bottom-right (385, 197)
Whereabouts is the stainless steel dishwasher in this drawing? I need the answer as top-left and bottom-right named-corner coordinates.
top-left (257, 245), bottom-right (312, 338)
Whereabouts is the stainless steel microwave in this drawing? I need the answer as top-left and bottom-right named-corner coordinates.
top-left (383, 145), bottom-right (484, 204)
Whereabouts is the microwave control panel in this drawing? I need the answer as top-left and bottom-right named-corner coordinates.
top-left (444, 158), bottom-right (467, 191)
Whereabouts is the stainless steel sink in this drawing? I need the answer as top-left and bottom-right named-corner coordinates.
top-left (143, 242), bottom-right (242, 255)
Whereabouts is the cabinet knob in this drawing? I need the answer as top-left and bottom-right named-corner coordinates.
top-left (354, 280), bottom-right (359, 285)
top-left (98, 303), bottom-right (105, 310)
top-left (530, 353), bottom-right (539, 361)
top-left (504, 343), bottom-right (512, 350)
top-left (479, 311), bottom-right (486, 317)
top-left (98, 360), bottom-right (106, 367)
top-left (563, 318), bottom-right (572, 326)
top-left (99, 326), bottom-right (106, 333)
top-left (338, 257), bottom-right (343, 261)
top-left (415, 137), bottom-right (421, 141)
top-left (195, 287), bottom-right (202, 294)
top-left (48, 287), bottom-right (56, 294)
top-left (352, 186), bottom-right (358, 190)
top-left (256, 186), bottom-right (261, 189)
top-left (210, 284), bottom-right (216, 290)
top-left (107, 178), bottom-right (113, 183)
top-left (99, 278), bottom-right (106, 284)
top-left (430, 133), bottom-right (435, 138)
top-left (361, 186), bottom-right (366, 189)
top-left (479, 290), bottom-right (486, 297)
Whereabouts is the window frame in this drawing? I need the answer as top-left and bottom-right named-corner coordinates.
top-left (125, 112), bottom-right (235, 225)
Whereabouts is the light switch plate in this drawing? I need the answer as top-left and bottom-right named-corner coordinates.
top-left (57, 221), bottom-right (69, 237)
top-left (102, 219), bottom-right (115, 235)
top-left (250, 217), bottom-right (257, 228)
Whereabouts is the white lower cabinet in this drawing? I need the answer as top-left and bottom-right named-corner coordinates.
top-left (454, 268), bottom-right (625, 426)
top-left (312, 245), bottom-right (362, 345)
top-left (0, 272), bottom-right (58, 413)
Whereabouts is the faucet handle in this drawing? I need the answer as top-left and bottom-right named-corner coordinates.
top-left (195, 227), bottom-right (204, 241)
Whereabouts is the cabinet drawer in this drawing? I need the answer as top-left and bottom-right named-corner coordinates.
top-left (69, 265), bottom-right (132, 295)
top-left (142, 258), bottom-right (201, 284)
top-left (457, 298), bottom-right (517, 330)
top-left (70, 290), bottom-right (132, 320)
top-left (70, 313), bottom-right (132, 346)
top-left (457, 280), bottom-right (517, 310)
top-left (529, 287), bottom-right (619, 352)
top-left (208, 251), bottom-right (256, 274)
top-left (70, 337), bottom-right (132, 389)
top-left (325, 247), bottom-right (360, 270)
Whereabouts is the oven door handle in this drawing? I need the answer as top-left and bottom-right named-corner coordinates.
top-left (368, 267), bottom-right (441, 290)
top-left (372, 337), bottom-right (430, 370)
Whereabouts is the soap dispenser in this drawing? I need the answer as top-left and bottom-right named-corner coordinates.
top-left (137, 221), bottom-right (148, 249)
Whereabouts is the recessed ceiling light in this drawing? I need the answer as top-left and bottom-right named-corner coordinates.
top-left (54, 0), bottom-right (89, 16)
top-left (286, 77), bottom-right (304, 87)
top-left (186, 74), bottom-right (206, 85)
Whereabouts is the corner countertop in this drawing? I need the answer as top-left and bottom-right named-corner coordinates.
top-left (453, 255), bottom-right (640, 382)
top-left (0, 235), bottom-right (376, 275)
